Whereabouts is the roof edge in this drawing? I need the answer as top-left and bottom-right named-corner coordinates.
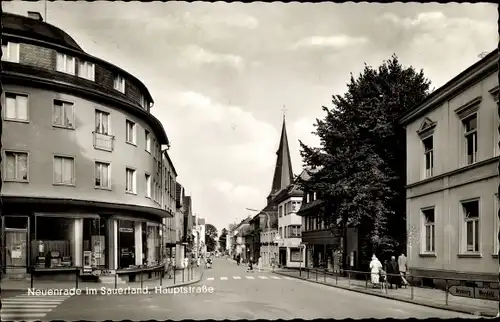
top-left (400, 48), bottom-right (499, 125)
top-left (3, 31), bottom-right (154, 104)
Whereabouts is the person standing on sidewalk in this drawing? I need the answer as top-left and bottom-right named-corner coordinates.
top-left (387, 256), bottom-right (402, 289)
top-left (398, 252), bottom-right (409, 287)
top-left (369, 255), bottom-right (382, 288)
top-left (257, 256), bottom-right (263, 272)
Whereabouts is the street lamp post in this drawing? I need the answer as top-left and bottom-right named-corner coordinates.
top-left (245, 208), bottom-right (274, 266)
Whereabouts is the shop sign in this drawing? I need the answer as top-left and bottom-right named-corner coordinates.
top-left (448, 285), bottom-right (499, 300)
top-left (474, 288), bottom-right (499, 301)
top-left (119, 227), bottom-right (133, 233)
top-left (92, 269), bottom-right (116, 277)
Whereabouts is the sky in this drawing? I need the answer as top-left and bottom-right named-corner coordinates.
top-left (3, 2), bottom-right (497, 233)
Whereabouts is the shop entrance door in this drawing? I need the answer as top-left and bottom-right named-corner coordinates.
top-left (3, 215), bottom-right (29, 277)
top-left (279, 248), bottom-right (286, 267)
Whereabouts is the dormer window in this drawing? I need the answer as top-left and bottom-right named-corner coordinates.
top-left (56, 53), bottom-right (75, 75)
top-left (114, 75), bottom-right (125, 93)
top-left (78, 61), bottom-right (95, 81)
top-left (313, 192), bottom-right (317, 201)
top-left (1, 41), bottom-right (20, 63)
top-left (140, 94), bottom-right (148, 109)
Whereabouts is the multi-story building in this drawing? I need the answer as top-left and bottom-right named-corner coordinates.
top-left (193, 217), bottom-right (206, 257)
top-left (162, 150), bottom-right (178, 260)
top-left (183, 195), bottom-right (195, 255)
top-left (248, 117), bottom-right (293, 265)
top-left (273, 172), bottom-right (305, 268)
top-left (175, 182), bottom-right (186, 267)
top-left (1, 11), bottom-right (175, 282)
top-left (232, 217), bottom-right (251, 260)
top-left (298, 169), bottom-right (358, 271)
top-left (400, 48), bottom-right (499, 282)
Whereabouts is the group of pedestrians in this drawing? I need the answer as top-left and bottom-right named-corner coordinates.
top-left (369, 252), bottom-right (409, 289)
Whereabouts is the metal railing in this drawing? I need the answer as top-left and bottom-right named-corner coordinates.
top-left (278, 267), bottom-right (498, 312)
top-left (1, 264), bottom-right (201, 291)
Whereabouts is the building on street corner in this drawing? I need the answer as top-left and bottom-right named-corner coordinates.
top-left (400, 48), bottom-right (499, 282)
top-left (0, 11), bottom-right (183, 283)
top-left (273, 170), bottom-right (306, 268)
top-left (298, 169), bottom-right (359, 271)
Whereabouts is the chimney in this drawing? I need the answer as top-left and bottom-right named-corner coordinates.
top-left (27, 11), bottom-right (43, 22)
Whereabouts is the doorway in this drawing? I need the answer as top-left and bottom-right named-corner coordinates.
top-left (3, 216), bottom-right (29, 276)
top-left (279, 248), bottom-right (286, 267)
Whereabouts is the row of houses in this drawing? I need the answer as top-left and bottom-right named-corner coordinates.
top-left (227, 48), bottom-right (499, 282)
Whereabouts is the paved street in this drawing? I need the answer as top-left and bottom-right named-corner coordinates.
top-left (19, 258), bottom-right (479, 320)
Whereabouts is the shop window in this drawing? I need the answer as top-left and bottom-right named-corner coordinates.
top-left (83, 218), bottom-right (108, 269)
top-left (33, 216), bottom-right (75, 268)
top-left (118, 220), bottom-right (135, 269)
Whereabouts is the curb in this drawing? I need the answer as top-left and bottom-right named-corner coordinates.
top-left (273, 271), bottom-right (495, 318)
top-left (2, 269), bottom-right (205, 294)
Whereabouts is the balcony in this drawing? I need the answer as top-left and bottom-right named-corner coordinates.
top-left (93, 131), bottom-right (115, 152)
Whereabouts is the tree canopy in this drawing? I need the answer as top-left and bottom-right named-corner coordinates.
top-left (219, 228), bottom-right (228, 250)
top-left (205, 224), bottom-right (218, 252)
top-left (299, 54), bottom-right (431, 262)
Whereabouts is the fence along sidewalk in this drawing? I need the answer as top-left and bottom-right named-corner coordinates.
top-left (275, 268), bottom-right (498, 317)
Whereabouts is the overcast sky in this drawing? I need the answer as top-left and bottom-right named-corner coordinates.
top-left (4, 2), bottom-right (497, 232)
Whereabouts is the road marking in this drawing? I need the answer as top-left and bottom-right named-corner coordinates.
top-left (258, 276), bottom-right (268, 279)
top-left (207, 277), bottom-right (214, 281)
top-left (282, 276), bottom-right (294, 280)
top-left (271, 276), bottom-right (281, 279)
top-left (233, 276), bottom-right (241, 279)
top-left (1, 294), bottom-right (72, 321)
top-left (246, 276), bottom-right (255, 279)
top-left (220, 277), bottom-right (228, 280)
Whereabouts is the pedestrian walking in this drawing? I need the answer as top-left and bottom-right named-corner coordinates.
top-left (369, 255), bottom-right (382, 288)
top-left (387, 256), bottom-right (402, 289)
top-left (257, 256), bottom-right (263, 272)
top-left (398, 252), bottom-right (409, 287)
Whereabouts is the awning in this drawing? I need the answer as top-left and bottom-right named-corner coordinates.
top-left (35, 213), bottom-right (100, 219)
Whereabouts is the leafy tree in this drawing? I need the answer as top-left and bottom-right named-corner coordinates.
top-left (219, 228), bottom-right (228, 250)
top-left (299, 55), bottom-right (431, 267)
top-left (205, 224), bottom-right (218, 252)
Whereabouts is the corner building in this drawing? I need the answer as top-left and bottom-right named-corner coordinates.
top-left (1, 12), bottom-right (175, 282)
top-left (400, 49), bottom-right (499, 282)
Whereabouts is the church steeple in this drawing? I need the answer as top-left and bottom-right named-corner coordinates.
top-left (267, 116), bottom-right (294, 204)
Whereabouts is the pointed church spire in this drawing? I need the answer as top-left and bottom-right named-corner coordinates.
top-left (267, 116), bottom-right (294, 204)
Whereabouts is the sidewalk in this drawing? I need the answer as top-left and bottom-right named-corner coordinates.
top-left (274, 268), bottom-right (497, 317)
top-left (1, 267), bottom-right (204, 293)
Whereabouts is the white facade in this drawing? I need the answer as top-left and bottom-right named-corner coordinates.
top-left (260, 228), bottom-right (278, 265)
top-left (194, 224), bottom-right (206, 256)
top-left (277, 196), bottom-right (305, 267)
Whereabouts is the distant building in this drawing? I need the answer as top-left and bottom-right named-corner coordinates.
top-left (400, 48), bottom-right (499, 282)
top-left (162, 150), bottom-right (178, 261)
top-left (298, 169), bottom-right (358, 271)
top-left (194, 217), bottom-right (206, 256)
top-left (273, 171), bottom-right (306, 268)
top-left (252, 117), bottom-right (294, 265)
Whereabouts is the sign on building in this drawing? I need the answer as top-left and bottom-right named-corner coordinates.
top-left (448, 285), bottom-right (499, 301)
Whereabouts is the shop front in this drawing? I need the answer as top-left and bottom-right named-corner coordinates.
top-left (1, 197), bottom-right (171, 282)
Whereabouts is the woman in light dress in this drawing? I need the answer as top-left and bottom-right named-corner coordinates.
top-left (369, 255), bottom-right (382, 287)
top-left (257, 257), bottom-right (263, 272)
